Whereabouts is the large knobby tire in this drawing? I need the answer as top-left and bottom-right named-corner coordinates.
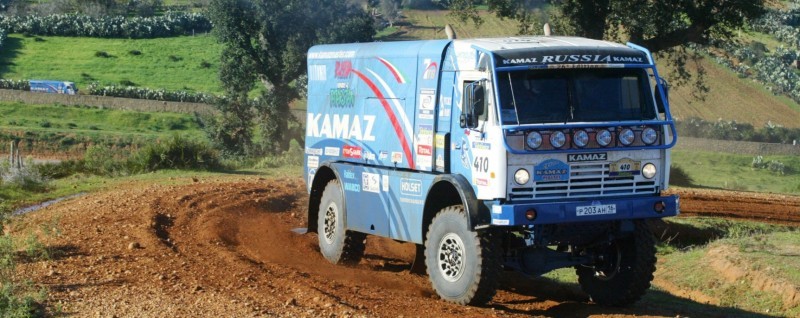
top-left (576, 220), bottom-right (657, 306)
top-left (317, 180), bottom-right (366, 265)
top-left (425, 205), bottom-right (500, 306)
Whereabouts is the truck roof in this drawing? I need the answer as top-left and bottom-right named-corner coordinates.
top-left (457, 36), bottom-right (628, 52)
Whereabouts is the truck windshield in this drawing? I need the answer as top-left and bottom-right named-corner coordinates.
top-left (497, 68), bottom-right (657, 125)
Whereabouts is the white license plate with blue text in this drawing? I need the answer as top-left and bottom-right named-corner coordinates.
top-left (576, 204), bottom-right (617, 216)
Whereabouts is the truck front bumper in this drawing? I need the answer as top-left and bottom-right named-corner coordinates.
top-left (489, 195), bottom-right (679, 226)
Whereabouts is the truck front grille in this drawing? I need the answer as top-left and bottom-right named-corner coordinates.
top-left (509, 163), bottom-right (657, 200)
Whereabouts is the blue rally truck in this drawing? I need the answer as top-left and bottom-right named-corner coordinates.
top-left (304, 36), bottom-right (678, 306)
top-left (29, 80), bottom-right (78, 95)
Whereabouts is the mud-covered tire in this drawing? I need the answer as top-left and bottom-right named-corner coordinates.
top-left (317, 180), bottom-right (366, 265)
top-left (425, 205), bottom-right (500, 306)
top-left (576, 220), bottom-right (656, 306)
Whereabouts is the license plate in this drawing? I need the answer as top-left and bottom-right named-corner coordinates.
top-left (609, 158), bottom-right (641, 177)
top-left (576, 204), bottom-right (617, 216)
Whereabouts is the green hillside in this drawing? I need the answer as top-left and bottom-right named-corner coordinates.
top-left (0, 33), bottom-right (222, 94)
top-left (393, 10), bottom-right (800, 129)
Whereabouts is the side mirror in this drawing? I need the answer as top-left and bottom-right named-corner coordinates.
top-left (655, 78), bottom-right (669, 114)
top-left (460, 81), bottom-right (486, 128)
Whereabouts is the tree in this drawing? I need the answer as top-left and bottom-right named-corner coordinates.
top-left (447, 0), bottom-right (765, 91)
top-left (380, 0), bottom-right (401, 27)
top-left (207, 0), bottom-right (374, 155)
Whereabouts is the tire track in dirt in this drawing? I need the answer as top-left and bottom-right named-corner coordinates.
top-left (669, 188), bottom-right (800, 226)
top-left (15, 177), bottom-right (794, 317)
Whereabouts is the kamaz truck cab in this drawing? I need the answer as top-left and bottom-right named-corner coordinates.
top-left (304, 36), bottom-right (678, 306)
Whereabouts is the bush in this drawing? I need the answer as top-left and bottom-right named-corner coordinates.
top-left (87, 82), bottom-right (216, 103)
top-left (0, 79), bottom-right (30, 91)
top-left (253, 142), bottom-right (304, 168)
top-left (94, 51), bottom-right (112, 58)
top-left (0, 12), bottom-right (212, 39)
top-left (0, 161), bottom-right (49, 192)
top-left (129, 135), bottom-right (220, 172)
top-left (129, 50), bottom-right (142, 56)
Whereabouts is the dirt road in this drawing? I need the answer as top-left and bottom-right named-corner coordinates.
top-left (15, 177), bottom-right (798, 317)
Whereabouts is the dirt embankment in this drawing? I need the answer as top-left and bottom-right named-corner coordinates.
top-left (14, 178), bottom-right (796, 317)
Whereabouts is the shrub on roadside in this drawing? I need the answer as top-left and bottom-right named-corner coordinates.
top-left (0, 12), bottom-right (211, 39)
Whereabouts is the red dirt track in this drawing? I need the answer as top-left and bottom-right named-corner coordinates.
top-left (14, 177), bottom-right (798, 317)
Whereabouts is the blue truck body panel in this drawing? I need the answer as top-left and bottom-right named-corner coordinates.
top-left (306, 36), bottom-right (679, 242)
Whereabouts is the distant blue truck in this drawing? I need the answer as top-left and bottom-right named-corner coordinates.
top-left (29, 80), bottom-right (78, 95)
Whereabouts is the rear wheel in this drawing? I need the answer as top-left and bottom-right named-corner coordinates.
top-left (425, 205), bottom-right (500, 305)
top-left (317, 180), bottom-right (366, 265)
top-left (576, 220), bottom-right (656, 306)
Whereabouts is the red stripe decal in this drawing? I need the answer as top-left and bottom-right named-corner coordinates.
top-left (351, 69), bottom-right (415, 169)
top-left (377, 58), bottom-right (404, 84)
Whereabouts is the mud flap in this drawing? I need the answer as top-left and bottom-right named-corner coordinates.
top-left (410, 244), bottom-right (426, 275)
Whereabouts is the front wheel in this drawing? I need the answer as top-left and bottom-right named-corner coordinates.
top-left (317, 180), bottom-right (366, 265)
top-left (425, 205), bottom-right (500, 305)
top-left (576, 220), bottom-right (656, 306)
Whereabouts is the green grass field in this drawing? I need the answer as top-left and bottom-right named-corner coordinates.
top-left (0, 34), bottom-right (222, 94)
top-left (0, 101), bottom-right (205, 155)
top-left (0, 101), bottom-right (202, 137)
top-left (672, 150), bottom-right (800, 193)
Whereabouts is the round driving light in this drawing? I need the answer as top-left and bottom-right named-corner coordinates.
top-left (525, 209), bottom-right (537, 221)
top-left (514, 169), bottom-right (530, 185)
top-left (526, 132), bottom-right (543, 149)
top-left (596, 129), bottom-right (612, 147)
top-left (654, 201), bottom-right (666, 213)
top-left (550, 131), bottom-right (566, 148)
top-left (573, 130), bottom-right (589, 148)
top-left (642, 128), bottom-right (658, 145)
top-left (619, 128), bottom-right (635, 146)
top-left (642, 163), bottom-right (657, 179)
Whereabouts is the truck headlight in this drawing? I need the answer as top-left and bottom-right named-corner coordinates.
top-left (619, 128), bottom-right (635, 145)
top-left (573, 130), bottom-right (589, 148)
top-left (642, 127), bottom-right (658, 145)
top-left (514, 169), bottom-right (530, 185)
top-left (642, 163), bottom-right (657, 179)
top-left (526, 132), bottom-right (542, 149)
top-left (596, 129), bottom-right (612, 146)
top-left (550, 131), bottom-right (566, 148)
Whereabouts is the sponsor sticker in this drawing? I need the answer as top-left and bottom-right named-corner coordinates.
top-left (435, 134), bottom-right (446, 149)
top-left (343, 182), bottom-right (360, 192)
top-left (343, 145), bottom-right (362, 159)
top-left (609, 158), bottom-right (641, 177)
top-left (364, 152), bottom-right (376, 161)
top-left (419, 110), bottom-right (434, 120)
top-left (379, 151), bottom-right (389, 160)
top-left (475, 178), bottom-right (489, 186)
top-left (307, 156), bottom-right (319, 169)
top-left (533, 159), bottom-right (570, 182)
top-left (417, 145), bottom-right (433, 156)
top-left (491, 219), bottom-right (510, 226)
top-left (400, 178), bottom-right (422, 196)
top-left (419, 88), bottom-right (436, 110)
top-left (305, 147), bottom-right (323, 156)
top-left (362, 172), bottom-right (380, 193)
top-left (567, 152), bottom-right (607, 162)
top-left (391, 152), bottom-right (403, 163)
top-left (492, 205), bottom-right (502, 214)
top-left (324, 147), bottom-right (340, 157)
top-left (435, 154), bottom-right (444, 170)
top-left (343, 170), bottom-right (356, 180)
top-left (472, 141), bottom-right (491, 151)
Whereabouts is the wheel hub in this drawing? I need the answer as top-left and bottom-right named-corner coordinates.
top-left (323, 203), bottom-right (337, 244)
top-left (437, 233), bottom-right (466, 282)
